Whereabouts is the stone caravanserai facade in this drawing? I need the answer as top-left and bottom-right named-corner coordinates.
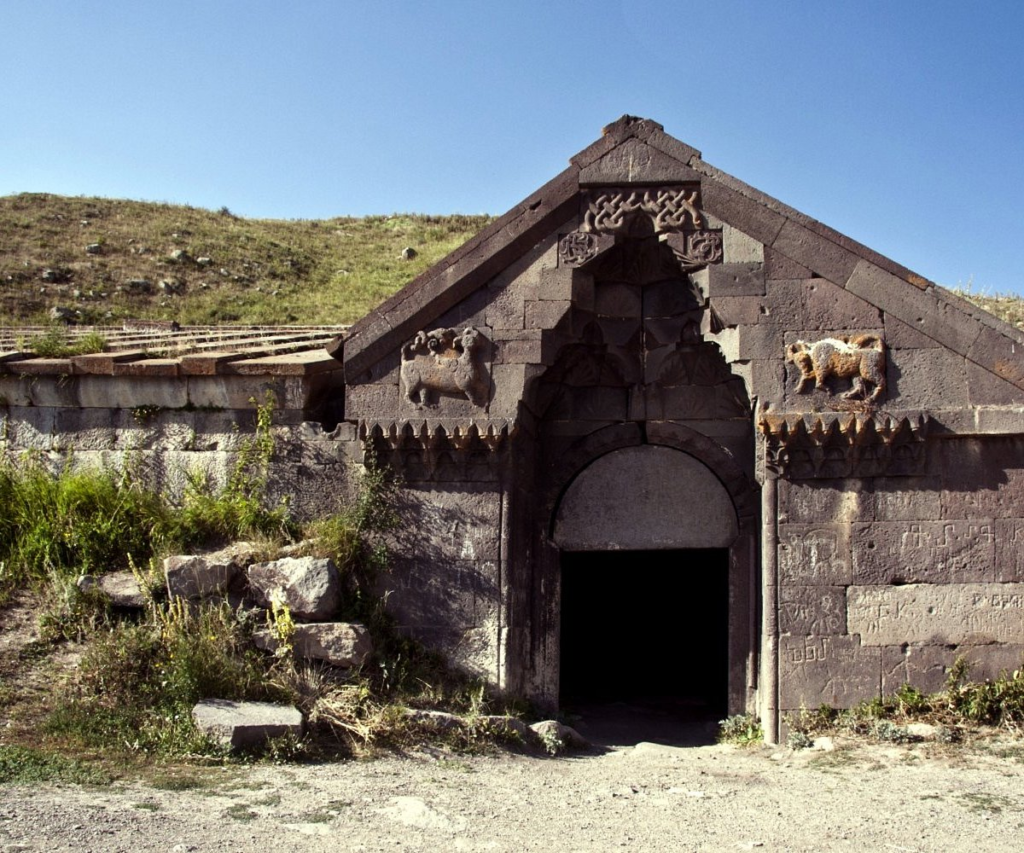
top-left (4, 117), bottom-right (1024, 741)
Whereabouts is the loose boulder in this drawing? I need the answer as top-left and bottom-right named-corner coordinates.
top-left (164, 542), bottom-right (258, 600)
top-left (247, 556), bottom-right (341, 621)
top-left (192, 699), bottom-right (302, 750)
top-left (77, 571), bottom-right (147, 608)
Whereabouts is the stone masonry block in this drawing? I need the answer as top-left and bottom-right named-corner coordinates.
top-left (345, 382), bottom-right (399, 419)
top-left (643, 279), bottom-right (699, 319)
top-left (850, 521), bottom-right (996, 584)
top-left (938, 437), bottom-right (1024, 518)
top-left (771, 220), bottom-right (859, 286)
top-left (779, 635), bottom-right (880, 710)
top-left (2, 406), bottom-right (55, 451)
top-left (594, 282), bottom-right (642, 318)
top-left (764, 247), bottom-right (812, 280)
top-left (699, 176), bottom-right (787, 247)
top-left (778, 479), bottom-right (866, 525)
top-left (777, 524), bottom-right (852, 585)
top-left (538, 267), bottom-right (594, 309)
top-left (867, 478), bottom-right (941, 521)
top-left (883, 643), bottom-right (1024, 695)
top-left (995, 519), bottom-right (1024, 582)
top-left (737, 325), bottom-right (783, 361)
top-left (525, 299), bottom-right (573, 332)
top-left (801, 279), bottom-right (882, 330)
top-left (708, 296), bottom-right (763, 327)
top-left (77, 376), bottom-right (188, 409)
top-left (578, 137), bottom-right (702, 184)
top-left (886, 348), bottom-right (969, 411)
top-left (27, 376), bottom-right (79, 408)
top-left (780, 586), bottom-right (846, 635)
top-left (722, 223), bottom-right (764, 264)
top-left (707, 263), bottom-right (765, 297)
top-left (884, 314), bottom-right (940, 349)
top-left (188, 376), bottom-right (286, 411)
top-left (846, 261), bottom-right (982, 356)
top-left (0, 376), bottom-right (32, 407)
top-left (759, 280), bottom-right (805, 327)
top-left (966, 361), bottom-right (1024, 405)
top-left (849, 583), bottom-right (1024, 646)
top-left (968, 323), bottom-right (1024, 389)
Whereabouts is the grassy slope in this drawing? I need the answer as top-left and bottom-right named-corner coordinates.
top-left (0, 194), bottom-right (492, 326)
top-left (1, 192), bottom-right (1021, 331)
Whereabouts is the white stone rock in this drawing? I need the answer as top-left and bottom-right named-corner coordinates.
top-left (247, 556), bottom-right (341, 621)
top-left (191, 699), bottom-right (302, 750)
top-left (530, 719), bottom-right (589, 751)
top-left (164, 542), bottom-right (258, 600)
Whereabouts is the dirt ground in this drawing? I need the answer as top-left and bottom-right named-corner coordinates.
top-left (3, 731), bottom-right (1024, 853)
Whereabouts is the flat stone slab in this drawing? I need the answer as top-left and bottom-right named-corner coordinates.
top-left (848, 583), bottom-right (1024, 646)
top-left (192, 699), bottom-right (303, 750)
top-left (253, 622), bottom-right (373, 667)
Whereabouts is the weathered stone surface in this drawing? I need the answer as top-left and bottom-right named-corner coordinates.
top-left (883, 643), bottom-right (1024, 695)
top-left (764, 247), bottom-right (812, 280)
top-left (247, 556), bottom-right (341, 622)
top-left (938, 438), bottom-right (1024, 518)
top-left (966, 361), bottom-right (1024, 405)
top-left (721, 223), bottom-right (764, 264)
top-left (801, 279), bottom-right (881, 329)
top-left (995, 519), bottom-right (1024, 582)
top-left (849, 583), bottom-right (1024, 646)
top-left (553, 446), bottom-right (738, 550)
top-left (851, 521), bottom-right (995, 584)
top-left (846, 261), bottom-right (981, 356)
top-left (254, 622), bottom-right (373, 667)
top-left (191, 699), bottom-right (302, 750)
top-left (779, 586), bottom-right (846, 635)
top-left (886, 348), bottom-right (969, 411)
top-left (867, 478), bottom-right (941, 521)
top-left (164, 543), bottom-right (258, 600)
top-left (774, 479), bottom-right (864, 524)
top-left (77, 571), bottom-right (147, 608)
top-left (706, 263), bottom-right (765, 297)
top-left (771, 220), bottom-right (859, 286)
top-left (779, 635), bottom-right (880, 709)
top-left (578, 137), bottom-right (700, 184)
top-left (777, 524), bottom-right (851, 585)
top-left (968, 324), bottom-right (1024, 390)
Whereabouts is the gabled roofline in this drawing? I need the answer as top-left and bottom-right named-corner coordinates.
top-left (336, 116), bottom-right (1024, 389)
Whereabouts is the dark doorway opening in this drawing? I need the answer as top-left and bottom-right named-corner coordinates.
top-left (560, 549), bottom-right (729, 746)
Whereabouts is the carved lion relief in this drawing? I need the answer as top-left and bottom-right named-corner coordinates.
top-left (400, 327), bottom-right (489, 408)
top-left (785, 334), bottom-right (886, 403)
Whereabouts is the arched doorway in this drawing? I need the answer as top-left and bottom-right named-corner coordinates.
top-left (551, 446), bottom-right (739, 738)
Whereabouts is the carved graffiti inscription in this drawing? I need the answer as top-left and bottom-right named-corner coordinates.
top-left (851, 520), bottom-right (996, 584)
top-left (848, 583), bottom-right (1024, 646)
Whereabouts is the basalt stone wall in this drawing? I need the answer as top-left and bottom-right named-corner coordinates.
top-left (776, 438), bottom-right (1024, 713)
top-left (0, 342), bottom-right (360, 520)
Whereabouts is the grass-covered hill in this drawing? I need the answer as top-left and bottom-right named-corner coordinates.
top-left (0, 193), bottom-right (493, 327)
top-left (1, 192), bottom-right (1021, 331)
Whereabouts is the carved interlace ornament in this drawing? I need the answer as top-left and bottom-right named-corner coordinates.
top-left (759, 411), bottom-right (929, 479)
top-left (785, 334), bottom-right (886, 403)
top-left (559, 184), bottom-right (723, 269)
top-left (582, 187), bottom-right (703, 234)
top-left (400, 327), bottom-right (489, 408)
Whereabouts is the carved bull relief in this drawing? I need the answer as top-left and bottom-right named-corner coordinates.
top-left (785, 334), bottom-right (886, 403)
top-left (400, 327), bottom-right (489, 408)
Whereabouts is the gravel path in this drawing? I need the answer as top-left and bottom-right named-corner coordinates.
top-left (3, 737), bottom-right (1023, 852)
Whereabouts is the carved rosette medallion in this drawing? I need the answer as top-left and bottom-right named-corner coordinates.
top-left (559, 184), bottom-right (723, 270)
top-left (558, 232), bottom-right (599, 267)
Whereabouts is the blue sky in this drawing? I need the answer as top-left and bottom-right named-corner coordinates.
top-left (3, 1), bottom-right (1022, 294)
